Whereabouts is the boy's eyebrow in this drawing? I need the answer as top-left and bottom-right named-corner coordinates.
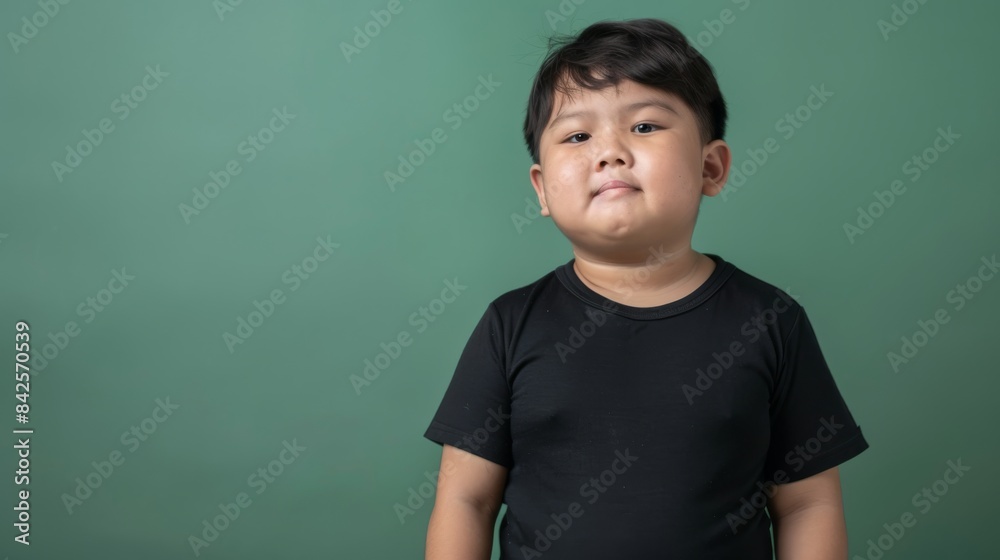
top-left (548, 98), bottom-right (681, 129)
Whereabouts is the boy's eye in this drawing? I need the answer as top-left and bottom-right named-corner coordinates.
top-left (563, 123), bottom-right (660, 143)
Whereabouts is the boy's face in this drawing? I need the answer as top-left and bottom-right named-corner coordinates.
top-left (529, 78), bottom-right (730, 259)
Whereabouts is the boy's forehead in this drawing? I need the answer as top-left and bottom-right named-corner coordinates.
top-left (546, 80), bottom-right (689, 126)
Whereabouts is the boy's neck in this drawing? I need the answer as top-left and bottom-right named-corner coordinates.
top-left (571, 247), bottom-right (716, 309)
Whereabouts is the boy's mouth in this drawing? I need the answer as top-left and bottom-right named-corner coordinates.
top-left (594, 180), bottom-right (640, 196)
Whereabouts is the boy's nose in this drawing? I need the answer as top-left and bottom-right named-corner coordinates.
top-left (594, 138), bottom-right (633, 170)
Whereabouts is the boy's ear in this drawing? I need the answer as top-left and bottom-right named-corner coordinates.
top-left (701, 139), bottom-right (731, 197)
top-left (529, 163), bottom-right (551, 216)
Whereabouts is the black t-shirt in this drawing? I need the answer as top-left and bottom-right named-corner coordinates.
top-left (424, 253), bottom-right (869, 559)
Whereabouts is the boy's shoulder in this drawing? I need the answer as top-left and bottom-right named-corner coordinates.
top-left (486, 265), bottom-right (559, 318)
top-left (722, 257), bottom-right (805, 314)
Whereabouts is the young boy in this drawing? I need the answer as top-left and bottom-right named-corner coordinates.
top-left (423, 18), bottom-right (869, 559)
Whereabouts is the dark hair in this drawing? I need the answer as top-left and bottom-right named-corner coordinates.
top-left (522, 18), bottom-right (728, 165)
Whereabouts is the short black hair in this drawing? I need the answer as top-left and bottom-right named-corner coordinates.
top-left (522, 18), bottom-right (728, 165)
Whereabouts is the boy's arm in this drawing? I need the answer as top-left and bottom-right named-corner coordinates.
top-left (768, 466), bottom-right (848, 560)
top-left (426, 444), bottom-right (508, 560)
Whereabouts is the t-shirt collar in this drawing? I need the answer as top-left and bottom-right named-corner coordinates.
top-left (554, 253), bottom-right (735, 320)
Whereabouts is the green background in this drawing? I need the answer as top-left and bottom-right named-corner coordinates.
top-left (1, 0), bottom-right (997, 558)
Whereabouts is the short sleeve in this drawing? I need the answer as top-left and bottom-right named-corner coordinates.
top-left (423, 302), bottom-right (513, 469)
top-left (762, 306), bottom-right (870, 484)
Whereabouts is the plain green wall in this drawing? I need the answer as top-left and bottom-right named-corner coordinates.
top-left (1, 0), bottom-right (997, 558)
